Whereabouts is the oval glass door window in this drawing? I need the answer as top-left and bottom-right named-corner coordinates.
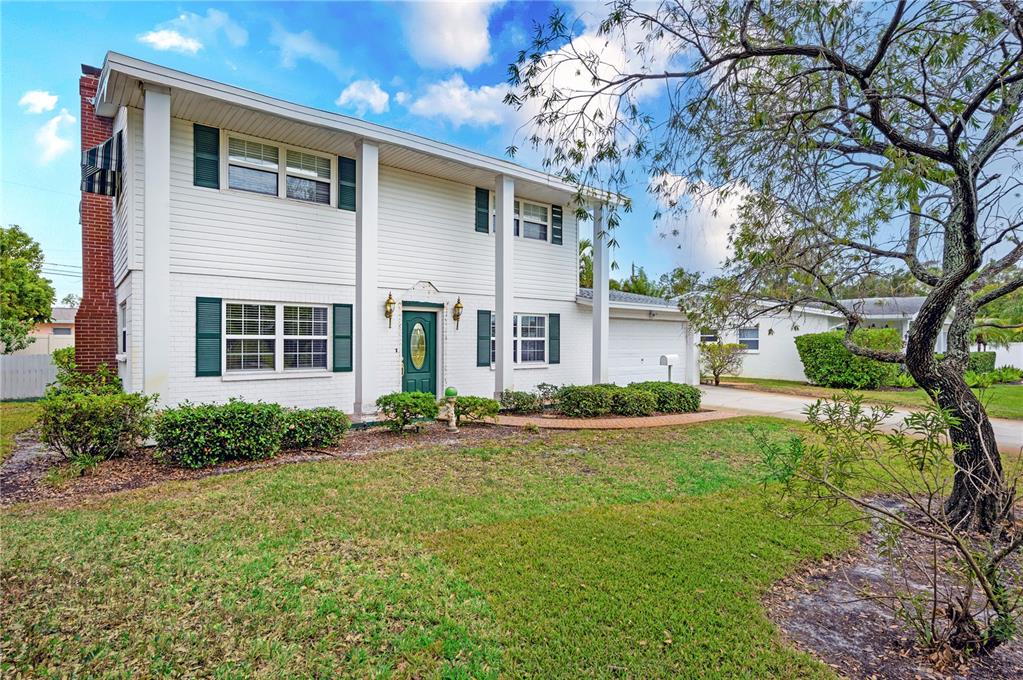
top-left (410, 323), bottom-right (427, 369)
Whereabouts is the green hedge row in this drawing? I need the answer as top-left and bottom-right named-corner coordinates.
top-left (557, 382), bottom-right (701, 418)
top-left (794, 329), bottom-right (902, 389)
top-left (935, 351), bottom-right (996, 374)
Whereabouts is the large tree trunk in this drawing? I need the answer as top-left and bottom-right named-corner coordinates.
top-left (907, 360), bottom-right (1012, 533)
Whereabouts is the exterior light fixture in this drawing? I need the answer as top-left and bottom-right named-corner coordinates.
top-left (384, 292), bottom-right (396, 328)
top-left (452, 297), bottom-right (464, 329)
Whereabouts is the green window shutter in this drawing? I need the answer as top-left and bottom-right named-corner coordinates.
top-left (193, 124), bottom-right (220, 189)
top-left (551, 205), bottom-right (564, 245)
top-left (548, 313), bottom-right (560, 364)
top-left (477, 309), bottom-right (492, 366)
top-left (338, 157), bottom-right (357, 211)
top-left (474, 187), bottom-right (490, 233)
top-left (333, 304), bottom-right (353, 372)
top-left (195, 297), bottom-right (221, 376)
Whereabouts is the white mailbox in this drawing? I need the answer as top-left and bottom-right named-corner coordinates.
top-left (659, 354), bottom-right (679, 366)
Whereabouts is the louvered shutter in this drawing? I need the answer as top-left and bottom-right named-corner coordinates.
top-left (477, 309), bottom-right (492, 366)
top-left (475, 188), bottom-right (490, 233)
top-left (551, 205), bottom-right (564, 245)
top-left (193, 124), bottom-right (220, 189)
top-left (195, 297), bottom-right (222, 376)
top-left (338, 157), bottom-right (356, 211)
top-left (548, 313), bottom-right (560, 364)
top-left (333, 304), bottom-right (353, 371)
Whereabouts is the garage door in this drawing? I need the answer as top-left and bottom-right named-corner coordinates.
top-left (608, 318), bottom-right (687, 384)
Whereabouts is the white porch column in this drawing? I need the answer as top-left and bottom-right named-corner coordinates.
top-left (494, 174), bottom-right (515, 396)
top-left (686, 328), bottom-right (701, 385)
top-left (591, 203), bottom-right (610, 383)
top-left (354, 140), bottom-right (379, 415)
top-left (143, 85), bottom-right (171, 399)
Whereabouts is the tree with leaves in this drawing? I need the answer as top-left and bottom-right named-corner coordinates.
top-left (611, 264), bottom-right (666, 297)
top-left (1, 225), bottom-right (53, 354)
top-left (579, 238), bottom-right (594, 288)
top-left (509, 0), bottom-right (1022, 533)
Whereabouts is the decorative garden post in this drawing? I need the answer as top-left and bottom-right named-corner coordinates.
top-left (444, 386), bottom-right (458, 433)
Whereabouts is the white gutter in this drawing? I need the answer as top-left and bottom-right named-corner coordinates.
top-left (96, 52), bottom-right (622, 205)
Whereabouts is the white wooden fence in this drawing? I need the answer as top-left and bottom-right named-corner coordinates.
top-left (994, 343), bottom-right (1023, 369)
top-left (1, 354), bottom-right (57, 400)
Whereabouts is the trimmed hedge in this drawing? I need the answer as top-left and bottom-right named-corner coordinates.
top-left (282, 407), bottom-right (351, 449)
top-left (935, 351), bottom-right (997, 374)
top-left (454, 395), bottom-right (500, 424)
top-left (376, 391), bottom-right (439, 432)
top-left (794, 329), bottom-right (902, 389)
top-left (498, 389), bottom-right (542, 413)
top-left (40, 390), bottom-right (155, 466)
top-left (611, 387), bottom-right (657, 416)
top-left (557, 385), bottom-right (617, 418)
top-left (155, 400), bottom-right (285, 468)
top-left (628, 382), bottom-right (701, 413)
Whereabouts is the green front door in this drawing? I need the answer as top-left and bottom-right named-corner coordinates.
top-left (402, 311), bottom-right (436, 394)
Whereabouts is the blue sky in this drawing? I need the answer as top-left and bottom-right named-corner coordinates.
top-left (2, 1), bottom-right (728, 301)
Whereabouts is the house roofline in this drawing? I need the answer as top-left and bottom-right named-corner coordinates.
top-left (95, 51), bottom-right (622, 205)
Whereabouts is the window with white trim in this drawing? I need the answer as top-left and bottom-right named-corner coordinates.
top-left (515, 200), bottom-right (549, 241)
top-left (738, 326), bottom-right (760, 351)
top-left (228, 138), bottom-right (279, 196)
top-left (225, 303), bottom-right (276, 371)
top-left (118, 301), bottom-right (127, 352)
top-left (490, 313), bottom-right (547, 364)
top-left (285, 150), bottom-right (331, 204)
top-left (700, 329), bottom-right (719, 344)
top-left (283, 305), bottom-right (328, 369)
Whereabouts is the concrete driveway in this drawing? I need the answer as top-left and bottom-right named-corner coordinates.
top-left (699, 384), bottom-right (1023, 454)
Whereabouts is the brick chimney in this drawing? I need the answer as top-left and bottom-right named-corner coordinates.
top-left (75, 65), bottom-right (118, 372)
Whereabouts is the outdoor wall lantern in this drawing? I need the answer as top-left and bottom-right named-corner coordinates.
top-left (384, 292), bottom-right (396, 328)
top-left (452, 297), bottom-right (464, 329)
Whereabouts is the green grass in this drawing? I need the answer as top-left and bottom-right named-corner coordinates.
top-left (1, 419), bottom-right (854, 678)
top-left (0, 401), bottom-right (42, 464)
top-left (721, 376), bottom-right (1023, 420)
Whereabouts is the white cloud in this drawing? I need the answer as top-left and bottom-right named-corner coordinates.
top-left (18, 90), bottom-right (58, 114)
top-left (402, 1), bottom-right (501, 70)
top-left (36, 109), bottom-right (76, 163)
top-left (335, 80), bottom-right (390, 116)
top-left (408, 75), bottom-right (510, 128)
top-left (270, 24), bottom-right (344, 78)
top-left (394, 91), bottom-right (410, 106)
top-left (652, 176), bottom-right (745, 274)
top-left (138, 29), bottom-right (203, 54)
top-left (137, 9), bottom-right (247, 55)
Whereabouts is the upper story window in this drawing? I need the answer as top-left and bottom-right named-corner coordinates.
top-left (228, 138), bottom-right (279, 196)
top-left (285, 150), bottom-right (331, 205)
top-left (514, 200), bottom-right (550, 241)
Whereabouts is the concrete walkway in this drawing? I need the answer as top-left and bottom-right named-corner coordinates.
top-left (699, 385), bottom-right (1022, 454)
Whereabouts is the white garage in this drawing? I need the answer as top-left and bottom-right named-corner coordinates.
top-left (577, 288), bottom-right (698, 385)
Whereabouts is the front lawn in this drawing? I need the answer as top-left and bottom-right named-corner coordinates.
top-left (721, 376), bottom-right (1023, 420)
top-left (0, 401), bottom-right (41, 465)
top-left (0, 418), bottom-right (854, 678)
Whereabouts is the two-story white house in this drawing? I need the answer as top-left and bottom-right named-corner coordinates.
top-left (75, 53), bottom-right (698, 416)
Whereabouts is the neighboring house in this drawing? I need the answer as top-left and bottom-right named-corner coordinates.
top-left (74, 53), bottom-right (698, 415)
top-left (704, 296), bottom-right (953, 382)
top-left (8, 307), bottom-right (76, 356)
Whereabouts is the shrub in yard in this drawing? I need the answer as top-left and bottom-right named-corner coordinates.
top-left (628, 381), bottom-right (702, 413)
top-left (535, 382), bottom-right (561, 405)
top-left (610, 387), bottom-right (658, 416)
top-left (375, 391), bottom-right (439, 432)
top-left (887, 371), bottom-right (918, 389)
top-left (498, 389), bottom-right (542, 413)
top-left (794, 329), bottom-right (902, 389)
top-left (994, 366), bottom-right (1023, 383)
top-left (557, 385), bottom-right (616, 418)
top-left (282, 407), bottom-right (351, 449)
top-left (934, 351), bottom-right (997, 374)
top-left (39, 390), bottom-right (154, 468)
top-left (51, 346), bottom-right (122, 395)
top-left (155, 400), bottom-right (285, 468)
top-left (454, 395), bottom-right (500, 424)
top-left (699, 342), bottom-right (746, 385)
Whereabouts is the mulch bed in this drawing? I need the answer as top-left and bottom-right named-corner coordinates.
top-left (0, 423), bottom-right (547, 508)
top-left (765, 500), bottom-right (1023, 679)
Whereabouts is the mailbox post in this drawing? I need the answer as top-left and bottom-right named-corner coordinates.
top-left (659, 354), bottom-right (679, 382)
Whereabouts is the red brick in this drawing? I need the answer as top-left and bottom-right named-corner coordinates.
top-left (74, 68), bottom-right (118, 374)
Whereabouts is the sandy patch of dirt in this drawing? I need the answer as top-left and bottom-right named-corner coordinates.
top-left (766, 501), bottom-right (1023, 679)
